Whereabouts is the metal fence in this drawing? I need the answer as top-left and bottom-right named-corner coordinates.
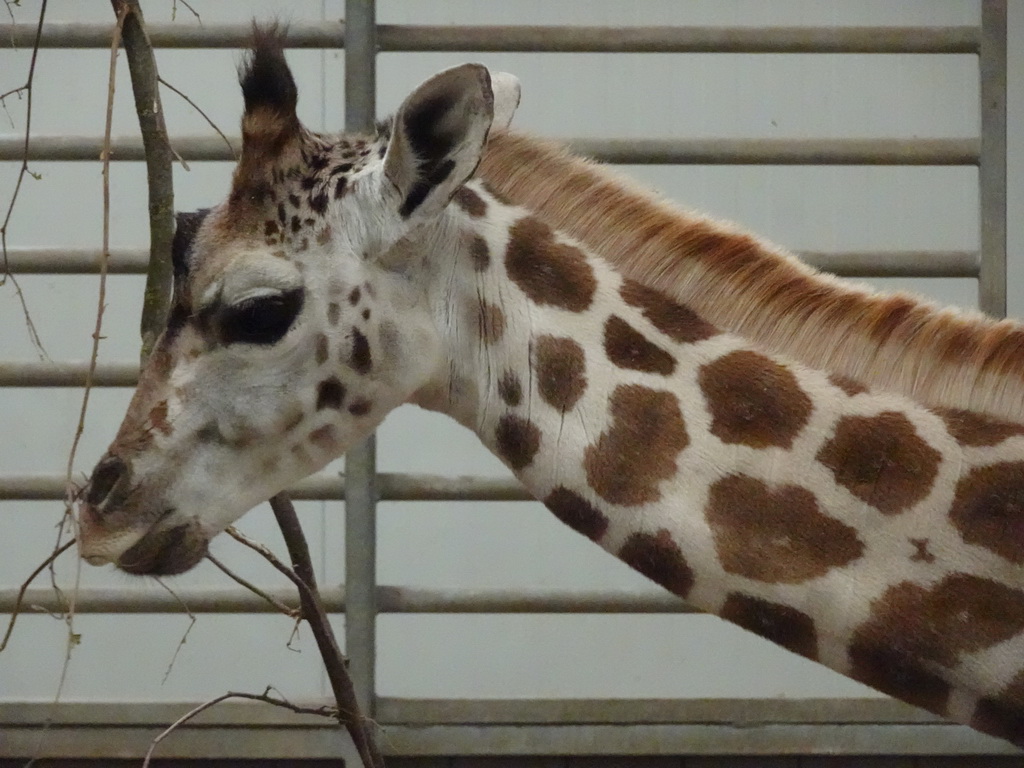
top-left (0, 0), bottom-right (1014, 762)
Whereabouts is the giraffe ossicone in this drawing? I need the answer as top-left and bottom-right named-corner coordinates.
top-left (78, 31), bottom-right (1024, 748)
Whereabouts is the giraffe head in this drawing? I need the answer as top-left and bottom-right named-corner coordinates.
top-left (77, 32), bottom-right (520, 574)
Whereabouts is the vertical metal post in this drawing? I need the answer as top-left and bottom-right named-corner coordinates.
top-left (343, 0), bottom-right (378, 717)
top-left (979, 0), bottom-right (1007, 317)
top-left (345, 0), bottom-right (377, 131)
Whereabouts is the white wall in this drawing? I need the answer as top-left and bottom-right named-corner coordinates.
top-left (0, 0), bottom-right (1019, 706)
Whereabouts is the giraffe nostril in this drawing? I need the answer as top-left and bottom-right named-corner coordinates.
top-left (85, 456), bottom-right (128, 507)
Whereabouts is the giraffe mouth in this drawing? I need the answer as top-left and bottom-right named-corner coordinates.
top-left (116, 516), bottom-right (209, 576)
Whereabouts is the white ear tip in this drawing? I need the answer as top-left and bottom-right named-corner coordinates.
top-left (490, 71), bottom-right (521, 131)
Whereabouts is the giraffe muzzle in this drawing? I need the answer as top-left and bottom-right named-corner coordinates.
top-left (115, 518), bottom-right (209, 576)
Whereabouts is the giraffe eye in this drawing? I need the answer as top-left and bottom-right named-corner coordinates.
top-left (220, 288), bottom-right (304, 346)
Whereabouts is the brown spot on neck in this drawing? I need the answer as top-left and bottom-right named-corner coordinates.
top-left (909, 538), bottom-right (936, 563)
top-left (699, 350), bottom-right (812, 450)
top-left (950, 462), bottom-right (1024, 564)
top-left (544, 487), bottom-right (608, 541)
top-left (498, 370), bottom-right (522, 407)
top-left (706, 474), bottom-right (864, 584)
top-left (603, 315), bottom-right (676, 376)
top-left (851, 575), bottom-right (1024, 716)
top-left (534, 335), bottom-right (587, 412)
top-left (476, 302), bottom-right (506, 345)
top-left (972, 671), bottom-right (1024, 748)
top-left (618, 529), bottom-right (694, 598)
top-left (495, 414), bottom-right (541, 471)
top-left (584, 384), bottom-right (688, 506)
top-left (829, 373), bottom-right (867, 397)
top-left (468, 233), bottom-right (491, 271)
top-left (453, 186), bottom-right (487, 217)
top-left (721, 593), bottom-right (818, 660)
top-left (817, 412), bottom-right (941, 515)
top-left (505, 216), bottom-right (597, 312)
top-left (620, 278), bottom-right (718, 344)
top-left (935, 407), bottom-right (1024, 447)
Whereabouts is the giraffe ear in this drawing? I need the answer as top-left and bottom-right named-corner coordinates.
top-left (383, 64), bottom-right (498, 220)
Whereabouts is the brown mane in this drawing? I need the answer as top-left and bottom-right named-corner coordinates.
top-left (479, 130), bottom-right (1024, 421)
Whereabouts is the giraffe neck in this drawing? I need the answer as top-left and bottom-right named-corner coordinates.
top-left (414, 181), bottom-right (1024, 747)
top-left (478, 131), bottom-right (1024, 422)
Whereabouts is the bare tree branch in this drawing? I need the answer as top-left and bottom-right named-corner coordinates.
top-left (113, 0), bottom-right (175, 361)
top-left (225, 525), bottom-right (309, 593)
top-left (0, 539), bottom-right (75, 653)
top-left (39, 10), bottom-right (131, 722)
top-left (64, 3), bottom-right (125, 512)
top-left (158, 75), bottom-right (238, 161)
top-left (206, 552), bottom-right (300, 618)
top-left (170, 0), bottom-right (200, 24)
top-left (0, 0), bottom-right (47, 354)
top-left (153, 577), bottom-right (198, 684)
top-left (0, 83), bottom-right (27, 102)
top-left (270, 494), bottom-right (386, 768)
top-left (143, 687), bottom-right (336, 767)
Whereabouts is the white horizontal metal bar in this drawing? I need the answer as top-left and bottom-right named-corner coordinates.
top-left (799, 250), bottom-right (979, 277)
top-left (361, 722), bottom-right (1013, 757)
top-left (0, 719), bottom-right (1010, 758)
top-left (3, 248), bottom-right (150, 274)
top-left (568, 137), bottom-right (979, 165)
top-left (375, 696), bottom-right (937, 725)
top-left (380, 25), bottom-right (982, 55)
top-left (0, 362), bottom-right (138, 387)
top-left (0, 135), bottom-right (980, 165)
top-left (0, 697), bottom-right (941, 726)
top-left (0, 471), bottom-right (528, 501)
top-left (4, 248), bottom-right (980, 278)
top-left (3, 22), bottom-right (981, 53)
top-left (0, 586), bottom-right (697, 614)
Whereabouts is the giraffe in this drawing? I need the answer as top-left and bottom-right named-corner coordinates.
top-left (76, 34), bottom-right (1024, 747)
top-left (479, 132), bottom-right (1024, 422)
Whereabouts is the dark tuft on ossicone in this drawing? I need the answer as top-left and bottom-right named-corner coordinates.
top-left (239, 24), bottom-right (298, 117)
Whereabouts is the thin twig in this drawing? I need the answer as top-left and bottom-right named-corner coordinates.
top-left (0, 83), bottom-right (27, 102)
top-left (0, 539), bottom-right (75, 653)
top-left (270, 494), bottom-right (386, 768)
top-left (114, 0), bottom-right (175, 361)
top-left (158, 75), bottom-right (238, 161)
top-left (167, 141), bottom-right (189, 171)
top-left (44, 8), bottom-right (129, 717)
top-left (286, 615), bottom-right (303, 652)
top-left (206, 552), bottom-right (300, 618)
top-left (224, 526), bottom-right (308, 593)
top-left (143, 687), bottom-right (335, 767)
top-left (153, 577), bottom-right (197, 684)
top-left (0, 0), bottom-right (47, 354)
top-left (64, 3), bottom-right (124, 519)
top-left (170, 0), bottom-right (200, 23)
